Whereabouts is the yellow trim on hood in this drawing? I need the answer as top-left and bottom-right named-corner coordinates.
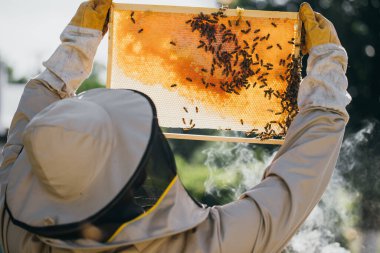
top-left (107, 176), bottom-right (178, 242)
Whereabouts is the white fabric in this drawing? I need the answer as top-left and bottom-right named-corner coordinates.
top-left (298, 44), bottom-right (351, 120)
top-left (37, 70), bottom-right (69, 99)
top-left (41, 25), bottom-right (102, 96)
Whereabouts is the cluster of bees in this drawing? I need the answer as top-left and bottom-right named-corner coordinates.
top-left (182, 106), bottom-right (199, 130)
top-left (129, 8), bottom-right (302, 140)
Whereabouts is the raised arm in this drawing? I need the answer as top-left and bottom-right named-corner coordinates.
top-left (186, 3), bottom-right (351, 253)
top-left (0, 0), bottom-right (111, 202)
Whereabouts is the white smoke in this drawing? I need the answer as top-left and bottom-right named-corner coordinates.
top-left (202, 139), bottom-right (355, 252)
top-left (203, 142), bottom-right (276, 199)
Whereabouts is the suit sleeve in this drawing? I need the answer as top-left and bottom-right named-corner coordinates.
top-left (190, 44), bottom-right (351, 253)
top-left (0, 25), bottom-right (102, 208)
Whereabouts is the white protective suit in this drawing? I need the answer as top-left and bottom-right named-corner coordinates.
top-left (0, 5), bottom-right (351, 253)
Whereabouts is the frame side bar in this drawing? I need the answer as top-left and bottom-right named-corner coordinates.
top-left (106, 5), bottom-right (115, 89)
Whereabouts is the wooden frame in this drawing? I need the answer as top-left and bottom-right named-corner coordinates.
top-left (107, 3), bottom-right (302, 145)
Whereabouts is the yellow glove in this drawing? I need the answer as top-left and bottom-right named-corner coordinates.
top-left (299, 2), bottom-right (341, 54)
top-left (70, 0), bottom-right (112, 35)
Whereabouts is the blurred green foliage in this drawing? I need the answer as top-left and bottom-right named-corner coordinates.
top-left (6, 65), bottom-right (27, 84)
top-left (76, 63), bottom-right (106, 94)
top-left (176, 154), bottom-right (245, 206)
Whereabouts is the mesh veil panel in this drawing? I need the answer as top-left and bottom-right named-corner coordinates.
top-left (133, 127), bottom-right (177, 210)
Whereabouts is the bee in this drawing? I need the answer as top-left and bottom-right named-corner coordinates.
top-left (170, 41), bottom-right (176, 46)
top-left (190, 119), bottom-right (193, 125)
top-left (271, 22), bottom-right (277, 27)
top-left (276, 44), bottom-right (282, 50)
top-left (246, 20), bottom-right (251, 27)
top-left (220, 23), bottom-right (227, 32)
top-left (196, 107), bottom-right (199, 113)
top-left (240, 119), bottom-right (244, 125)
top-left (266, 33), bottom-right (270, 40)
top-left (138, 28), bottom-right (144, 33)
top-left (266, 45), bottom-right (273, 50)
top-left (259, 84), bottom-right (266, 88)
top-left (241, 28), bottom-right (251, 34)
top-left (254, 29), bottom-right (260, 33)
top-left (186, 77), bottom-right (192, 82)
top-left (185, 19), bottom-right (192, 24)
top-left (131, 11), bottom-right (135, 17)
top-left (201, 68), bottom-right (207, 73)
top-left (260, 36), bottom-right (266, 41)
top-left (183, 107), bottom-right (188, 113)
top-left (170, 84), bottom-right (177, 87)
top-left (131, 17), bottom-right (136, 24)
top-left (182, 118), bottom-right (186, 125)
top-left (228, 20), bottom-right (232, 27)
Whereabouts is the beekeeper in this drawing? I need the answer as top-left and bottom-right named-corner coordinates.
top-left (0, 1), bottom-right (351, 252)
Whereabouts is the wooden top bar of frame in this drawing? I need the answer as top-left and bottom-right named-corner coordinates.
top-left (112, 3), bottom-right (299, 19)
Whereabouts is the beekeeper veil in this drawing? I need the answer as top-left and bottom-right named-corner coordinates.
top-left (5, 88), bottom-right (177, 242)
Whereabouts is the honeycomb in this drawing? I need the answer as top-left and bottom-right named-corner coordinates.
top-left (108, 4), bottom-right (302, 141)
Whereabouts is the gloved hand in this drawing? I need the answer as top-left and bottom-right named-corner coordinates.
top-left (299, 2), bottom-right (341, 55)
top-left (37, 0), bottom-right (112, 97)
top-left (70, 0), bottom-right (112, 36)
